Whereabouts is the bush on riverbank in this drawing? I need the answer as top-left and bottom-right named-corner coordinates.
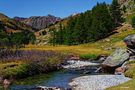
top-left (0, 49), bottom-right (67, 79)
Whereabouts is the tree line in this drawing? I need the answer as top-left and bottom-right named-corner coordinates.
top-left (0, 23), bottom-right (36, 48)
top-left (50, 0), bottom-right (123, 45)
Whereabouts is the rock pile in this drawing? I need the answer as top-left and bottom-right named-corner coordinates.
top-left (102, 34), bottom-right (135, 74)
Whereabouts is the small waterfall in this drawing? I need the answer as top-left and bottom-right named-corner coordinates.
top-left (95, 67), bottom-right (102, 73)
top-left (121, 61), bottom-right (128, 67)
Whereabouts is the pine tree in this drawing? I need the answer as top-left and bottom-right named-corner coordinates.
top-left (131, 16), bottom-right (135, 29)
top-left (50, 2), bottom-right (117, 45)
top-left (49, 28), bottom-right (57, 46)
top-left (91, 2), bottom-right (114, 40)
top-left (110, 0), bottom-right (123, 26)
top-left (122, 5), bottom-right (126, 13)
top-left (56, 23), bottom-right (64, 44)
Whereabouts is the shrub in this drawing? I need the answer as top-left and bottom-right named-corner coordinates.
top-left (0, 49), bottom-right (67, 79)
top-left (80, 54), bottom-right (97, 59)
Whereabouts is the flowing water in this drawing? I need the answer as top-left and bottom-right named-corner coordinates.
top-left (10, 70), bottom-right (81, 90)
top-left (6, 61), bottom-right (100, 90)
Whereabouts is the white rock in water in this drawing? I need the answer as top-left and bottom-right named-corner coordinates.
top-left (63, 60), bottom-right (99, 69)
top-left (69, 75), bottom-right (131, 90)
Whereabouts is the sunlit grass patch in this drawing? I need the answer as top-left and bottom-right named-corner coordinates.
top-left (80, 54), bottom-right (97, 59)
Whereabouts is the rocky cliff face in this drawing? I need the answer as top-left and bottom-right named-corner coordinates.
top-left (14, 15), bottom-right (61, 30)
top-left (118, 0), bottom-right (135, 13)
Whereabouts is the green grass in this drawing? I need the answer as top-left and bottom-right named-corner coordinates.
top-left (0, 62), bottom-right (29, 78)
top-left (14, 73), bottom-right (53, 85)
top-left (80, 54), bottom-right (97, 59)
top-left (24, 26), bottom-right (135, 57)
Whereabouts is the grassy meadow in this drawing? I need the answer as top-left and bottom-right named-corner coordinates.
top-left (24, 27), bottom-right (135, 56)
top-left (1, 23), bottom-right (135, 83)
top-left (0, 50), bottom-right (67, 79)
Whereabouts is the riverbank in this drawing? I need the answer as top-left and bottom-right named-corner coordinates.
top-left (0, 49), bottom-right (67, 89)
top-left (106, 61), bottom-right (135, 90)
top-left (1, 60), bottom-right (102, 90)
top-left (69, 75), bottom-right (131, 90)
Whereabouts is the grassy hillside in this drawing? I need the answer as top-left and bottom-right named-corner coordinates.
top-left (35, 14), bottom-right (80, 45)
top-left (0, 13), bottom-right (34, 33)
top-left (24, 23), bottom-right (134, 56)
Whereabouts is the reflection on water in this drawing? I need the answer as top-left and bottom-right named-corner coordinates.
top-left (10, 70), bottom-right (81, 90)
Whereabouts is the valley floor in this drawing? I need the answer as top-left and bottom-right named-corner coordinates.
top-left (24, 24), bottom-right (135, 56)
top-left (0, 24), bottom-right (135, 89)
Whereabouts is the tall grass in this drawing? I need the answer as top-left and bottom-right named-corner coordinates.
top-left (0, 49), bottom-right (67, 79)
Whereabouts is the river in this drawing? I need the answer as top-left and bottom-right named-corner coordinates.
top-left (9, 60), bottom-right (99, 90)
top-left (2, 60), bottom-right (131, 90)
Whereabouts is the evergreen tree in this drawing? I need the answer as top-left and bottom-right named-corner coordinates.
top-left (83, 10), bottom-right (93, 42)
top-left (56, 23), bottom-right (64, 44)
top-left (131, 16), bottom-right (135, 29)
top-left (64, 17), bottom-right (77, 45)
top-left (122, 5), bottom-right (126, 13)
top-left (49, 28), bottom-right (57, 46)
top-left (91, 2), bottom-right (114, 40)
top-left (110, 0), bottom-right (123, 26)
top-left (50, 2), bottom-right (118, 45)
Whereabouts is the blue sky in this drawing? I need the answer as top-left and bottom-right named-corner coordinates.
top-left (0, 0), bottom-right (112, 18)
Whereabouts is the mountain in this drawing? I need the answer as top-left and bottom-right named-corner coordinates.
top-left (14, 17), bottom-right (27, 21)
top-left (35, 14), bottom-right (80, 45)
top-left (14, 15), bottom-right (61, 30)
top-left (0, 13), bottom-right (8, 20)
top-left (0, 13), bottom-right (35, 33)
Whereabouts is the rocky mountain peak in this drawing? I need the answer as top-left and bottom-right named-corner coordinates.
top-left (14, 15), bottom-right (61, 30)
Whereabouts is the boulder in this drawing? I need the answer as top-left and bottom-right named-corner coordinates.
top-left (70, 55), bottom-right (80, 60)
top-left (97, 55), bottom-right (107, 62)
top-left (124, 34), bottom-right (135, 49)
top-left (3, 79), bottom-right (11, 90)
top-left (102, 48), bottom-right (130, 67)
top-left (115, 67), bottom-right (127, 75)
top-left (36, 86), bottom-right (63, 90)
top-left (3, 79), bottom-right (11, 85)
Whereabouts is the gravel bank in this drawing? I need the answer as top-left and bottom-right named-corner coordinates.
top-left (69, 75), bottom-right (131, 90)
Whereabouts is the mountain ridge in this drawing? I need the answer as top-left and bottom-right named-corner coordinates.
top-left (14, 15), bottom-right (61, 30)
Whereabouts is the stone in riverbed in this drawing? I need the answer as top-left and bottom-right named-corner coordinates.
top-left (115, 67), bottom-right (127, 75)
top-left (36, 86), bottom-right (63, 90)
top-left (3, 79), bottom-right (11, 90)
top-left (63, 60), bottom-right (100, 69)
top-left (70, 55), bottom-right (80, 60)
